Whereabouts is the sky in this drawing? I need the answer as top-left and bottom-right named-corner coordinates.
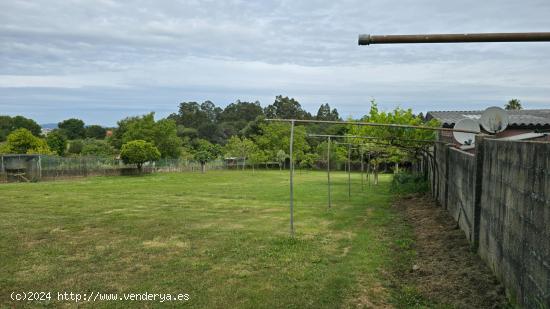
top-left (1, 0), bottom-right (549, 126)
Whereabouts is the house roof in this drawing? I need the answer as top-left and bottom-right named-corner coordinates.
top-left (426, 109), bottom-right (550, 127)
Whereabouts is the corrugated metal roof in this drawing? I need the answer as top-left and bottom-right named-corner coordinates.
top-left (426, 109), bottom-right (550, 127)
top-left (497, 132), bottom-right (547, 141)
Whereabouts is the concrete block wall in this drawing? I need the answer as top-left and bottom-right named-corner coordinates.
top-left (433, 143), bottom-right (448, 206)
top-left (428, 138), bottom-right (550, 308)
top-left (478, 139), bottom-right (550, 307)
top-left (446, 148), bottom-right (476, 242)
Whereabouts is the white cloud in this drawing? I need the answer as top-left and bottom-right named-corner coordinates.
top-left (0, 0), bottom-right (549, 123)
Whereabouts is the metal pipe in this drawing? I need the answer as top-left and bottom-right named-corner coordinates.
top-left (358, 32), bottom-right (550, 45)
top-left (266, 118), bottom-right (479, 134)
top-left (308, 134), bottom-right (442, 144)
top-left (289, 120), bottom-right (295, 236)
top-left (367, 153), bottom-right (371, 186)
top-left (348, 143), bottom-right (351, 199)
top-left (327, 136), bottom-right (331, 209)
top-left (360, 147), bottom-right (364, 191)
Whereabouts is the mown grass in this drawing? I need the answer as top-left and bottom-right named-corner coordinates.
top-left (0, 170), bottom-right (415, 308)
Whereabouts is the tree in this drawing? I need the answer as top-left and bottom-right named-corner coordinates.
top-left (67, 140), bottom-right (84, 155)
top-left (505, 99), bottom-right (522, 110)
top-left (46, 130), bottom-right (68, 156)
top-left (200, 100), bottom-right (222, 123)
top-left (264, 95), bottom-right (312, 119)
top-left (197, 122), bottom-right (225, 144)
top-left (349, 100), bottom-right (439, 180)
top-left (111, 113), bottom-right (181, 158)
top-left (219, 100), bottom-right (265, 136)
top-left (224, 136), bottom-right (258, 170)
top-left (316, 103), bottom-right (340, 121)
top-left (81, 139), bottom-right (116, 157)
top-left (299, 152), bottom-right (319, 169)
top-left (219, 100), bottom-right (264, 123)
top-left (0, 116), bottom-right (11, 141)
top-left (178, 102), bottom-right (206, 127)
top-left (254, 122), bottom-right (310, 164)
top-left (315, 141), bottom-right (347, 165)
top-left (0, 115), bottom-right (41, 141)
top-left (0, 128), bottom-right (52, 154)
top-left (178, 127), bottom-right (199, 140)
top-left (193, 139), bottom-right (221, 173)
top-left (11, 116), bottom-right (42, 136)
top-left (248, 149), bottom-right (268, 172)
top-left (120, 140), bottom-right (160, 171)
top-left (85, 125), bottom-right (107, 139)
top-left (58, 118), bottom-right (86, 139)
top-left (241, 115), bottom-right (266, 138)
top-left (276, 150), bottom-right (287, 170)
top-left (153, 119), bottom-right (182, 158)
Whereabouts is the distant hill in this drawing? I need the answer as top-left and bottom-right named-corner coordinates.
top-left (40, 123), bottom-right (58, 129)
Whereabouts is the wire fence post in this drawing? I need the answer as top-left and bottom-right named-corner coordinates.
top-left (348, 143), bottom-right (351, 199)
top-left (360, 146), bottom-right (364, 191)
top-left (289, 120), bottom-right (295, 236)
top-left (38, 155), bottom-right (42, 181)
top-left (327, 136), bottom-right (331, 209)
top-left (367, 153), bottom-right (371, 186)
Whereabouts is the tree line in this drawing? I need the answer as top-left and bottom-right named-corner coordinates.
top-left (0, 95), bottom-right (440, 172)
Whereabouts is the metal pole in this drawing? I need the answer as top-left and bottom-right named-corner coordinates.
top-left (38, 155), bottom-right (42, 181)
top-left (348, 143), bottom-right (351, 199)
top-left (289, 120), bottom-right (295, 236)
top-left (267, 119), bottom-right (480, 134)
top-left (360, 147), bottom-right (364, 191)
top-left (327, 136), bottom-right (331, 209)
top-left (367, 153), bottom-right (371, 186)
top-left (358, 32), bottom-right (550, 45)
top-left (308, 134), bottom-right (442, 144)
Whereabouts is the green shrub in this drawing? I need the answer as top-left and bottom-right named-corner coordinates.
top-left (81, 139), bottom-right (116, 157)
top-left (1, 128), bottom-right (53, 154)
top-left (390, 171), bottom-right (429, 195)
top-left (120, 140), bottom-right (160, 171)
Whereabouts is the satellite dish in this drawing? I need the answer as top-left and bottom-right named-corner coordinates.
top-left (453, 118), bottom-right (480, 145)
top-left (480, 106), bottom-right (509, 133)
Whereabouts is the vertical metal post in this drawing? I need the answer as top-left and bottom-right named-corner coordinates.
top-left (360, 147), bottom-right (364, 191)
top-left (289, 120), bottom-right (295, 236)
top-left (38, 155), bottom-right (42, 181)
top-left (327, 136), bottom-right (331, 209)
top-left (348, 143), bottom-right (351, 199)
top-left (367, 153), bottom-right (371, 186)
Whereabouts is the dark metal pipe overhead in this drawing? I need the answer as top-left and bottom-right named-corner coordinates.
top-left (358, 32), bottom-right (550, 45)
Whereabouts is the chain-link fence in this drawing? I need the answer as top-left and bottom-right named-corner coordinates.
top-left (0, 154), bottom-right (407, 183)
top-left (0, 154), bottom-right (42, 182)
top-left (0, 155), bottom-right (237, 183)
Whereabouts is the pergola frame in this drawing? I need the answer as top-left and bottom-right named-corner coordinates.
top-left (269, 118), bottom-right (463, 236)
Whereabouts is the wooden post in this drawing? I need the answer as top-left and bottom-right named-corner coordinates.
top-left (289, 120), bottom-right (295, 236)
top-left (327, 136), bottom-right (332, 209)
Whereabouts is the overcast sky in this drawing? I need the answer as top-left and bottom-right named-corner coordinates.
top-left (1, 0), bottom-right (549, 126)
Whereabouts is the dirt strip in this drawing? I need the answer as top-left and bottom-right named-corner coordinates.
top-left (394, 195), bottom-right (509, 308)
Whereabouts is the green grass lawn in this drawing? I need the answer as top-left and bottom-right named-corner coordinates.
top-left (0, 170), bottom-right (413, 308)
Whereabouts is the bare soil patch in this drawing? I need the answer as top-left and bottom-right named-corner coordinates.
top-left (393, 194), bottom-right (509, 308)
